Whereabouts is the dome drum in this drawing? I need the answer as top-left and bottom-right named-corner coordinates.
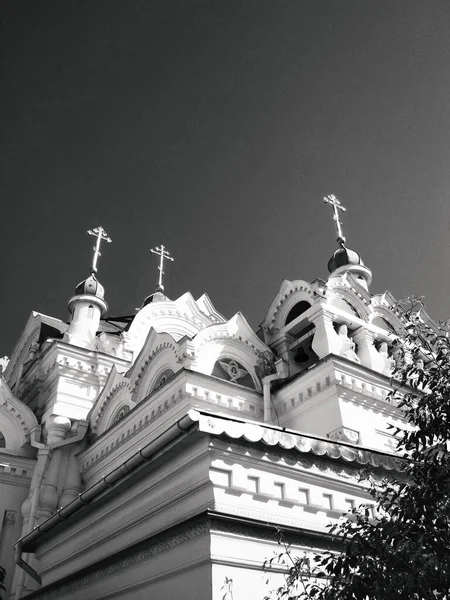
top-left (68, 294), bottom-right (108, 317)
top-left (329, 263), bottom-right (373, 287)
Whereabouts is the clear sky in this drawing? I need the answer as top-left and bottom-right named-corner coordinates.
top-left (1, 1), bottom-right (450, 356)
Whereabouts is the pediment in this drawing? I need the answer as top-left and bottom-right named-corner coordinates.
top-left (195, 293), bottom-right (226, 323)
top-left (88, 366), bottom-right (131, 434)
top-left (128, 329), bottom-right (180, 398)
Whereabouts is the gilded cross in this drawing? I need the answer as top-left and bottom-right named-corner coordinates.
top-left (323, 194), bottom-right (347, 245)
top-left (87, 226), bottom-right (112, 274)
top-left (150, 244), bottom-right (174, 291)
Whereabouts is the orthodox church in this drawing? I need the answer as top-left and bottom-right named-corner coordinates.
top-left (0, 197), bottom-right (427, 599)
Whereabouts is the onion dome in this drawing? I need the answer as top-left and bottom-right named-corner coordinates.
top-left (327, 245), bottom-right (364, 273)
top-left (74, 274), bottom-right (105, 299)
top-left (327, 244), bottom-right (372, 289)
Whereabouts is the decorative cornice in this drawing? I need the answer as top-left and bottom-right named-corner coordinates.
top-left (22, 517), bottom-right (211, 600)
top-left (83, 377), bottom-right (263, 473)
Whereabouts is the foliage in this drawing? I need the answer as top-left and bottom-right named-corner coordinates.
top-left (264, 297), bottom-right (450, 600)
top-left (0, 564), bottom-right (6, 598)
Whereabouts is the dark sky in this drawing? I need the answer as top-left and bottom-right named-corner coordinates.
top-left (1, 1), bottom-right (450, 357)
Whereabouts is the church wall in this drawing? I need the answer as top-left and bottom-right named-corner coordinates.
top-left (20, 342), bottom-right (130, 426)
top-left (0, 453), bottom-right (35, 598)
top-left (209, 439), bottom-right (373, 534)
top-left (24, 523), bottom-right (212, 600)
top-left (337, 396), bottom-right (403, 451)
top-left (21, 409), bottom-right (399, 600)
top-left (35, 435), bottom-right (214, 587)
top-left (272, 356), bottom-right (402, 451)
top-left (5, 257), bottom-right (415, 600)
top-left (80, 370), bottom-right (262, 489)
top-left (211, 531), bottom-right (309, 600)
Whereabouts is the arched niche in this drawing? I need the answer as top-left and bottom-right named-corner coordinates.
top-left (150, 368), bottom-right (175, 393)
top-left (132, 346), bottom-right (179, 403)
top-left (285, 301), bottom-right (312, 326)
top-left (371, 315), bottom-right (397, 334)
top-left (94, 385), bottom-right (132, 436)
top-left (329, 296), bottom-right (361, 319)
top-left (110, 405), bottom-right (131, 427)
top-left (195, 338), bottom-right (261, 392)
top-left (211, 358), bottom-right (256, 390)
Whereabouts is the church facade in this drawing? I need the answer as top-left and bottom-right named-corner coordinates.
top-left (0, 209), bottom-right (426, 599)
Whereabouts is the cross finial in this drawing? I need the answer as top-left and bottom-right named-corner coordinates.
top-left (150, 244), bottom-right (174, 292)
top-left (323, 194), bottom-right (347, 245)
top-left (87, 226), bottom-right (112, 274)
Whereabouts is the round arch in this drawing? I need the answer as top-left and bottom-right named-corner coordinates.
top-left (285, 301), bottom-right (312, 326)
top-left (0, 380), bottom-right (38, 449)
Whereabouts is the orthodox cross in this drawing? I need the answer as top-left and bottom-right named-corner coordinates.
top-left (87, 226), bottom-right (112, 274)
top-left (150, 244), bottom-right (174, 292)
top-left (323, 194), bottom-right (347, 245)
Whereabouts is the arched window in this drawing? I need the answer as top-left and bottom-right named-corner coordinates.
top-left (0, 432), bottom-right (6, 448)
top-left (285, 301), bottom-right (311, 326)
top-left (212, 358), bottom-right (255, 389)
top-left (88, 305), bottom-right (94, 319)
top-left (151, 369), bottom-right (175, 393)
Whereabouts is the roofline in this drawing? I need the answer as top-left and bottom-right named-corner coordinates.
top-left (17, 408), bottom-right (404, 553)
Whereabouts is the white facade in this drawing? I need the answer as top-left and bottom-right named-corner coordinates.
top-left (0, 244), bottom-right (428, 599)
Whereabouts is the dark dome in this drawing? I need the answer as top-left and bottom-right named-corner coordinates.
top-left (75, 274), bottom-right (105, 299)
top-left (139, 289), bottom-right (167, 310)
top-left (327, 245), bottom-right (364, 274)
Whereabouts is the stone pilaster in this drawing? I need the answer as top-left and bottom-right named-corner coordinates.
top-left (311, 308), bottom-right (340, 358)
top-left (353, 327), bottom-right (378, 370)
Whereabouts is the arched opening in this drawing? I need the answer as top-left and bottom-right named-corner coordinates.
top-left (285, 301), bottom-right (312, 326)
top-left (0, 431), bottom-right (5, 448)
top-left (290, 323), bottom-right (318, 370)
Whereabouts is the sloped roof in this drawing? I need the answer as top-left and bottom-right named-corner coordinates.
top-left (191, 410), bottom-right (403, 471)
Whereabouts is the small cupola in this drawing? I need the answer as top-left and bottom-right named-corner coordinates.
top-left (65, 226), bottom-right (111, 349)
top-left (323, 194), bottom-right (372, 290)
top-left (74, 274), bottom-right (105, 299)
